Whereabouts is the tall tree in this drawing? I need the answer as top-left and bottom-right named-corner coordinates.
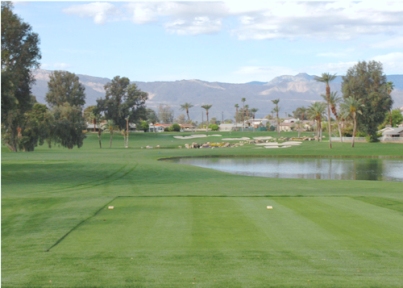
top-left (241, 98), bottom-right (246, 131)
top-left (271, 99), bottom-right (280, 137)
top-left (385, 81), bottom-right (395, 127)
top-left (45, 71), bottom-right (85, 107)
top-left (326, 91), bottom-right (343, 141)
top-left (342, 61), bottom-right (393, 142)
top-left (307, 102), bottom-right (326, 141)
top-left (145, 108), bottom-right (159, 124)
top-left (180, 102), bottom-right (193, 122)
top-left (51, 103), bottom-right (86, 149)
top-left (340, 96), bottom-right (364, 148)
top-left (315, 73), bottom-right (337, 148)
top-left (1, 2), bottom-right (41, 151)
top-left (292, 106), bottom-right (307, 120)
top-left (234, 104), bottom-right (239, 122)
top-left (250, 108), bottom-right (258, 131)
top-left (19, 103), bottom-right (53, 151)
top-left (96, 76), bottom-right (148, 130)
top-left (201, 105), bottom-right (212, 132)
top-left (157, 104), bottom-right (174, 124)
top-left (106, 119), bottom-right (115, 148)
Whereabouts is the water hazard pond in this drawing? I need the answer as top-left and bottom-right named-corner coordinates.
top-left (169, 157), bottom-right (403, 182)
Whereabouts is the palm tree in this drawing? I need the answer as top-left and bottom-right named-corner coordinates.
top-left (241, 98), bottom-right (246, 131)
top-left (386, 82), bottom-right (395, 126)
top-left (107, 119), bottom-right (115, 148)
top-left (322, 91), bottom-right (343, 141)
top-left (180, 102), bottom-right (194, 122)
top-left (307, 102), bottom-right (326, 141)
top-left (271, 99), bottom-right (280, 137)
top-left (234, 104), bottom-right (239, 123)
top-left (340, 96), bottom-right (364, 148)
top-left (250, 108), bottom-right (258, 131)
top-left (201, 105), bottom-right (212, 132)
top-left (315, 73), bottom-right (337, 148)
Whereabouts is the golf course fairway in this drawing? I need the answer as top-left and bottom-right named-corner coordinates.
top-left (2, 132), bottom-right (403, 287)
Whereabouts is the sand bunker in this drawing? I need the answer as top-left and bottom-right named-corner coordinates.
top-left (281, 141), bottom-right (302, 145)
top-left (255, 142), bottom-right (279, 146)
top-left (222, 137), bottom-right (250, 141)
top-left (173, 134), bottom-right (221, 140)
top-left (264, 145), bottom-right (291, 149)
top-left (253, 136), bottom-right (273, 140)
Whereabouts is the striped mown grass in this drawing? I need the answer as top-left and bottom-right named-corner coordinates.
top-left (2, 132), bottom-right (403, 287)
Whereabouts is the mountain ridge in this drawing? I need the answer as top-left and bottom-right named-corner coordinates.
top-left (31, 69), bottom-right (403, 122)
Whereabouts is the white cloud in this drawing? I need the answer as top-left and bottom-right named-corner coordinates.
top-left (308, 61), bottom-right (357, 75)
top-left (372, 52), bottom-right (403, 74)
top-left (233, 65), bottom-right (299, 82)
top-left (231, 2), bottom-right (403, 40)
top-left (63, 2), bottom-right (120, 24)
top-left (370, 36), bottom-right (403, 49)
top-left (126, 2), bottom-right (228, 35)
top-left (62, 1), bottom-right (403, 39)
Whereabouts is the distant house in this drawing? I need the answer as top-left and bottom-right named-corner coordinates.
top-left (149, 123), bottom-right (170, 132)
top-left (180, 123), bottom-right (196, 131)
top-left (219, 123), bottom-right (243, 131)
top-left (279, 122), bottom-right (294, 132)
top-left (380, 127), bottom-right (403, 138)
top-left (86, 122), bottom-right (102, 131)
top-left (282, 118), bottom-right (299, 124)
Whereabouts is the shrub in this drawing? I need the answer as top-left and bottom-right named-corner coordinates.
top-left (140, 121), bottom-right (149, 132)
top-left (209, 124), bottom-right (219, 131)
top-left (169, 123), bottom-right (181, 132)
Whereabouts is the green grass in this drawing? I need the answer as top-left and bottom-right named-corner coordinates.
top-left (2, 131), bottom-right (403, 287)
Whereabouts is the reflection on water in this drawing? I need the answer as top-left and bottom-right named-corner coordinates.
top-left (171, 158), bottom-right (403, 182)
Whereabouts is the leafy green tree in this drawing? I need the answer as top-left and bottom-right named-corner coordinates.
top-left (145, 108), bottom-right (159, 124)
top-left (201, 105), bottom-right (212, 131)
top-left (18, 103), bottom-right (53, 151)
top-left (51, 103), bottom-right (86, 149)
top-left (180, 102), bottom-right (193, 121)
top-left (340, 96), bottom-right (364, 147)
top-left (381, 109), bottom-right (403, 128)
top-left (45, 71), bottom-right (85, 107)
top-left (307, 102), bottom-right (326, 141)
top-left (316, 73), bottom-right (337, 148)
top-left (140, 120), bottom-right (149, 132)
top-left (1, 2), bottom-right (41, 151)
top-left (96, 76), bottom-right (148, 129)
top-left (342, 61), bottom-right (393, 142)
top-left (385, 82), bottom-right (395, 127)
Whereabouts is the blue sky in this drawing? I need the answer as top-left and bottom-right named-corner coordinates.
top-left (14, 1), bottom-right (403, 83)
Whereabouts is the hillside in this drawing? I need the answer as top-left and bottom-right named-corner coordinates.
top-left (32, 69), bottom-right (403, 122)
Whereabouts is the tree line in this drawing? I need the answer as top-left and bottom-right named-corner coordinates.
top-left (2, 2), bottom-right (399, 151)
top-left (1, 3), bottom-right (149, 151)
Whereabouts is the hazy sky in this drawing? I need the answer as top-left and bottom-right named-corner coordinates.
top-left (14, 1), bottom-right (403, 83)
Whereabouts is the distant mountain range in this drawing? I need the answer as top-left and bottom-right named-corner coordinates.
top-left (32, 69), bottom-right (403, 122)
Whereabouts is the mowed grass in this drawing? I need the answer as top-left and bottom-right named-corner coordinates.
top-left (2, 132), bottom-right (403, 287)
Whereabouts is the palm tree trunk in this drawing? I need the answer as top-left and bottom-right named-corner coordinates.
top-left (352, 113), bottom-right (356, 148)
top-left (206, 112), bottom-right (209, 132)
top-left (327, 102), bottom-right (332, 148)
top-left (336, 117), bottom-right (343, 142)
